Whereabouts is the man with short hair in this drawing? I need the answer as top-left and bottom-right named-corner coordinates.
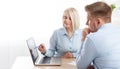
top-left (76, 2), bottom-right (120, 69)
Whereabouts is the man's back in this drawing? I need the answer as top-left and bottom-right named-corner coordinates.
top-left (76, 2), bottom-right (120, 69)
top-left (88, 23), bottom-right (120, 68)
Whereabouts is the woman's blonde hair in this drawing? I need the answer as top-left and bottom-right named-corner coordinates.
top-left (64, 7), bottom-right (80, 31)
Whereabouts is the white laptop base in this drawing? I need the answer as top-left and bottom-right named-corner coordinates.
top-left (35, 56), bottom-right (61, 66)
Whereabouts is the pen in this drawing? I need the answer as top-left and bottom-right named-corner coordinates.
top-left (34, 46), bottom-right (39, 49)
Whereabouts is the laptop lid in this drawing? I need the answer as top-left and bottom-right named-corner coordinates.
top-left (26, 37), bottom-right (61, 66)
top-left (26, 37), bottom-right (39, 65)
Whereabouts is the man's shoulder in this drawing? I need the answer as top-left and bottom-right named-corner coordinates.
top-left (87, 26), bottom-right (120, 41)
top-left (87, 31), bottom-right (103, 41)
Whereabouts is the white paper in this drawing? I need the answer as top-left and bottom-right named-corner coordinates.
top-left (68, 61), bottom-right (76, 66)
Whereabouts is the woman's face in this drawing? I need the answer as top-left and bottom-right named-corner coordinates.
top-left (63, 13), bottom-right (72, 29)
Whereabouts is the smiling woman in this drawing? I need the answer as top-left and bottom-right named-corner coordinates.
top-left (38, 7), bottom-right (83, 58)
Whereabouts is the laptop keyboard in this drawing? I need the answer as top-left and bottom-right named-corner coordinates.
top-left (39, 57), bottom-right (51, 64)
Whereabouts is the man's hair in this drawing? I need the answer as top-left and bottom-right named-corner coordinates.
top-left (85, 2), bottom-right (112, 22)
top-left (64, 8), bottom-right (80, 31)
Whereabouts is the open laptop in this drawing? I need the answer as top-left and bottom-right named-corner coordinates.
top-left (26, 37), bottom-right (61, 66)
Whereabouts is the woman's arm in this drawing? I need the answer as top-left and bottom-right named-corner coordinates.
top-left (44, 30), bottom-right (57, 57)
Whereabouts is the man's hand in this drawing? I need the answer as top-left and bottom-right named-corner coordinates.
top-left (87, 65), bottom-right (94, 69)
top-left (62, 52), bottom-right (73, 58)
top-left (82, 28), bottom-right (91, 41)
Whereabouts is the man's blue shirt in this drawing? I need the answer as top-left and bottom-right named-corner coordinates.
top-left (77, 23), bottom-right (120, 69)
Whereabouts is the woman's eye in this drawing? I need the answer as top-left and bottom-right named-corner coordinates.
top-left (63, 16), bottom-right (71, 20)
top-left (69, 17), bottom-right (71, 20)
top-left (63, 16), bottom-right (67, 19)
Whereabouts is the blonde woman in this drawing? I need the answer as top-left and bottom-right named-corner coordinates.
top-left (38, 8), bottom-right (82, 58)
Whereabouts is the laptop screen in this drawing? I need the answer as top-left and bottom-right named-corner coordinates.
top-left (26, 37), bottom-right (38, 63)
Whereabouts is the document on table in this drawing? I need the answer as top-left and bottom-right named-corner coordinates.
top-left (68, 61), bottom-right (76, 66)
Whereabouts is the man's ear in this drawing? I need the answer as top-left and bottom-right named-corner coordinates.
top-left (97, 18), bottom-right (103, 28)
top-left (97, 18), bottom-right (101, 25)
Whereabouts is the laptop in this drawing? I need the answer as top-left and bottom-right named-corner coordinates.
top-left (26, 37), bottom-right (61, 66)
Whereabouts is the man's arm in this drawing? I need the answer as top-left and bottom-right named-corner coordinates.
top-left (76, 37), bottom-right (97, 69)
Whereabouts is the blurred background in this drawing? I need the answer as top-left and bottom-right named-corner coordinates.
top-left (0, 0), bottom-right (120, 69)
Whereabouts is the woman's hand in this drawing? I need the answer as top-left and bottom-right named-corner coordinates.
top-left (62, 52), bottom-right (73, 58)
top-left (38, 43), bottom-right (46, 54)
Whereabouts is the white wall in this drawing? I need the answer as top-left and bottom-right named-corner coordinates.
top-left (1, 0), bottom-right (110, 69)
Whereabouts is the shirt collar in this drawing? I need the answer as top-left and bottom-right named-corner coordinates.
top-left (62, 27), bottom-right (79, 35)
top-left (62, 27), bottom-right (67, 35)
top-left (98, 23), bottom-right (112, 30)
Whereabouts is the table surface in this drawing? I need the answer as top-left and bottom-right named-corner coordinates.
top-left (11, 56), bottom-right (77, 69)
